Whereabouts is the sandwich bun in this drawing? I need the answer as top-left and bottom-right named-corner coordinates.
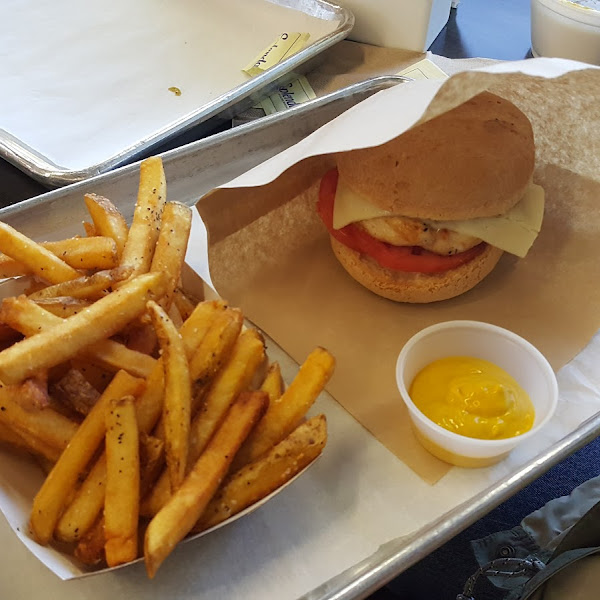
top-left (330, 237), bottom-right (504, 303)
top-left (336, 91), bottom-right (535, 221)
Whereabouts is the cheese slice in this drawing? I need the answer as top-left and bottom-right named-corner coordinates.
top-left (332, 179), bottom-right (545, 258)
top-left (428, 185), bottom-right (545, 258)
top-left (332, 178), bottom-right (393, 229)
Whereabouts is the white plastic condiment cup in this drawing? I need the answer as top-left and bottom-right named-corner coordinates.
top-left (396, 320), bottom-right (559, 467)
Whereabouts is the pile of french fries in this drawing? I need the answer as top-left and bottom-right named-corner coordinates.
top-left (0, 156), bottom-right (334, 577)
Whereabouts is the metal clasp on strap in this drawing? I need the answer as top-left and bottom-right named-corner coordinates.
top-left (457, 557), bottom-right (546, 600)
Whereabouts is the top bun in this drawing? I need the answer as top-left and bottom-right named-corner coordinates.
top-left (335, 92), bottom-right (535, 221)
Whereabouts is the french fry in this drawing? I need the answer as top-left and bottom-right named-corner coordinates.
top-left (33, 296), bottom-right (91, 318)
top-left (0, 236), bottom-right (118, 277)
top-left (188, 328), bottom-right (266, 459)
top-left (188, 307), bottom-right (243, 385)
top-left (56, 306), bottom-right (219, 542)
top-left (50, 369), bottom-right (101, 417)
top-left (139, 434), bottom-right (165, 497)
top-left (74, 517), bottom-right (106, 566)
top-left (172, 288), bottom-right (198, 321)
top-left (167, 302), bottom-right (183, 329)
top-left (104, 396), bottom-right (140, 567)
top-left (141, 328), bottom-right (265, 516)
top-left (178, 298), bottom-right (229, 355)
top-left (0, 155), bottom-right (334, 576)
top-left (28, 266), bottom-right (133, 301)
top-left (147, 306), bottom-right (243, 475)
top-left (147, 301), bottom-right (191, 493)
top-left (195, 414), bottom-right (327, 532)
top-left (82, 222), bottom-right (96, 237)
top-left (0, 419), bottom-right (62, 463)
top-left (29, 370), bottom-right (145, 545)
top-left (69, 359), bottom-right (115, 392)
top-left (0, 295), bottom-right (157, 379)
top-left (0, 388), bottom-right (78, 452)
top-left (259, 361), bottom-right (284, 403)
top-left (0, 272), bottom-right (167, 384)
top-left (231, 347), bottom-right (335, 470)
top-left (84, 193), bottom-right (129, 257)
top-left (117, 156), bottom-right (166, 282)
top-left (0, 222), bottom-right (81, 284)
top-left (55, 359), bottom-right (166, 543)
top-left (144, 390), bottom-right (268, 578)
top-left (54, 454), bottom-right (107, 542)
top-left (150, 202), bottom-right (192, 310)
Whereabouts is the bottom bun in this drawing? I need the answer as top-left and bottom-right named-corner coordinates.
top-left (330, 237), bottom-right (504, 303)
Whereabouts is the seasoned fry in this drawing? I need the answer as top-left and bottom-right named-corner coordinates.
top-left (29, 371), bottom-right (145, 545)
top-left (259, 361), bottom-right (284, 403)
top-left (167, 302), bottom-right (183, 329)
top-left (50, 369), bottom-right (101, 417)
top-left (232, 347), bottom-right (335, 470)
top-left (150, 202), bottom-right (192, 310)
top-left (188, 307), bottom-right (243, 384)
top-left (139, 434), bottom-right (165, 497)
top-left (28, 266), bottom-right (133, 301)
top-left (33, 296), bottom-right (91, 318)
top-left (147, 307), bottom-right (243, 479)
top-left (144, 390), bottom-right (268, 578)
top-left (195, 414), bottom-right (327, 532)
top-left (172, 288), bottom-right (198, 321)
top-left (141, 328), bottom-right (265, 516)
top-left (0, 419), bottom-right (62, 463)
top-left (56, 361), bottom-right (165, 543)
top-left (188, 328), bottom-right (266, 460)
top-left (104, 396), bottom-right (140, 567)
top-left (147, 301), bottom-right (191, 492)
top-left (55, 454), bottom-right (107, 542)
top-left (0, 236), bottom-right (118, 277)
top-left (0, 155), bottom-right (333, 576)
top-left (0, 388), bottom-right (78, 452)
top-left (117, 156), bottom-right (166, 282)
top-left (84, 193), bottom-right (129, 257)
top-left (56, 307), bottom-right (218, 542)
top-left (0, 272), bottom-right (167, 384)
top-left (0, 295), bottom-right (156, 379)
top-left (74, 517), bottom-right (106, 566)
top-left (178, 298), bottom-right (229, 356)
top-left (82, 222), bottom-right (96, 237)
top-left (0, 222), bottom-right (81, 284)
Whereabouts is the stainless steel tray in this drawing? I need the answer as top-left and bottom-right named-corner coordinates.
top-left (1, 75), bottom-right (600, 600)
top-left (1, 0), bottom-right (353, 188)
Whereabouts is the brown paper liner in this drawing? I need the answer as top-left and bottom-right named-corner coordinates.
top-left (198, 65), bottom-right (600, 484)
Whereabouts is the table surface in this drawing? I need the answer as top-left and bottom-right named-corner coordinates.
top-left (0, 0), bottom-right (533, 208)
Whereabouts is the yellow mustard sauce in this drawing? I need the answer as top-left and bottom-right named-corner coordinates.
top-left (409, 356), bottom-right (535, 440)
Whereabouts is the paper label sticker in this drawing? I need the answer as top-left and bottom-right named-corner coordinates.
top-left (397, 58), bottom-right (448, 81)
top-left (258, 75), bottom-right (316, 115)
top-left (243, 32), bottom-right (310, 77)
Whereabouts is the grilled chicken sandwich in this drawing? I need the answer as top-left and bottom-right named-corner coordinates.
top-left (316, 91), bottom-right (544, 303)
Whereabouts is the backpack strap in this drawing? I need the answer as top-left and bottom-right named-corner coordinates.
top-left (551, 498), bottom-right (600, 556)
top-left (515, 546), bottom-right (600, 600)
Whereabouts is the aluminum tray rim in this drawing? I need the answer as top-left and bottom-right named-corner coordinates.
top-left (0, 0), bottom-right (354, 189)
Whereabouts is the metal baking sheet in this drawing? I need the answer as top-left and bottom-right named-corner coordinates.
top-left (1, 0), bottom-right (353, 188)
top-left (1, 76), bottom-right (600, 600)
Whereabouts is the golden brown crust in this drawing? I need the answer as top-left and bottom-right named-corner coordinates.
top-left (330, 236), bottom-right (504, 303)
top-left (335, 92), bottom-right (534, 221)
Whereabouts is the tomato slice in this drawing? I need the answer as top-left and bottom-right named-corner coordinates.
top-left (317, 168), bottom-right (486, 274)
